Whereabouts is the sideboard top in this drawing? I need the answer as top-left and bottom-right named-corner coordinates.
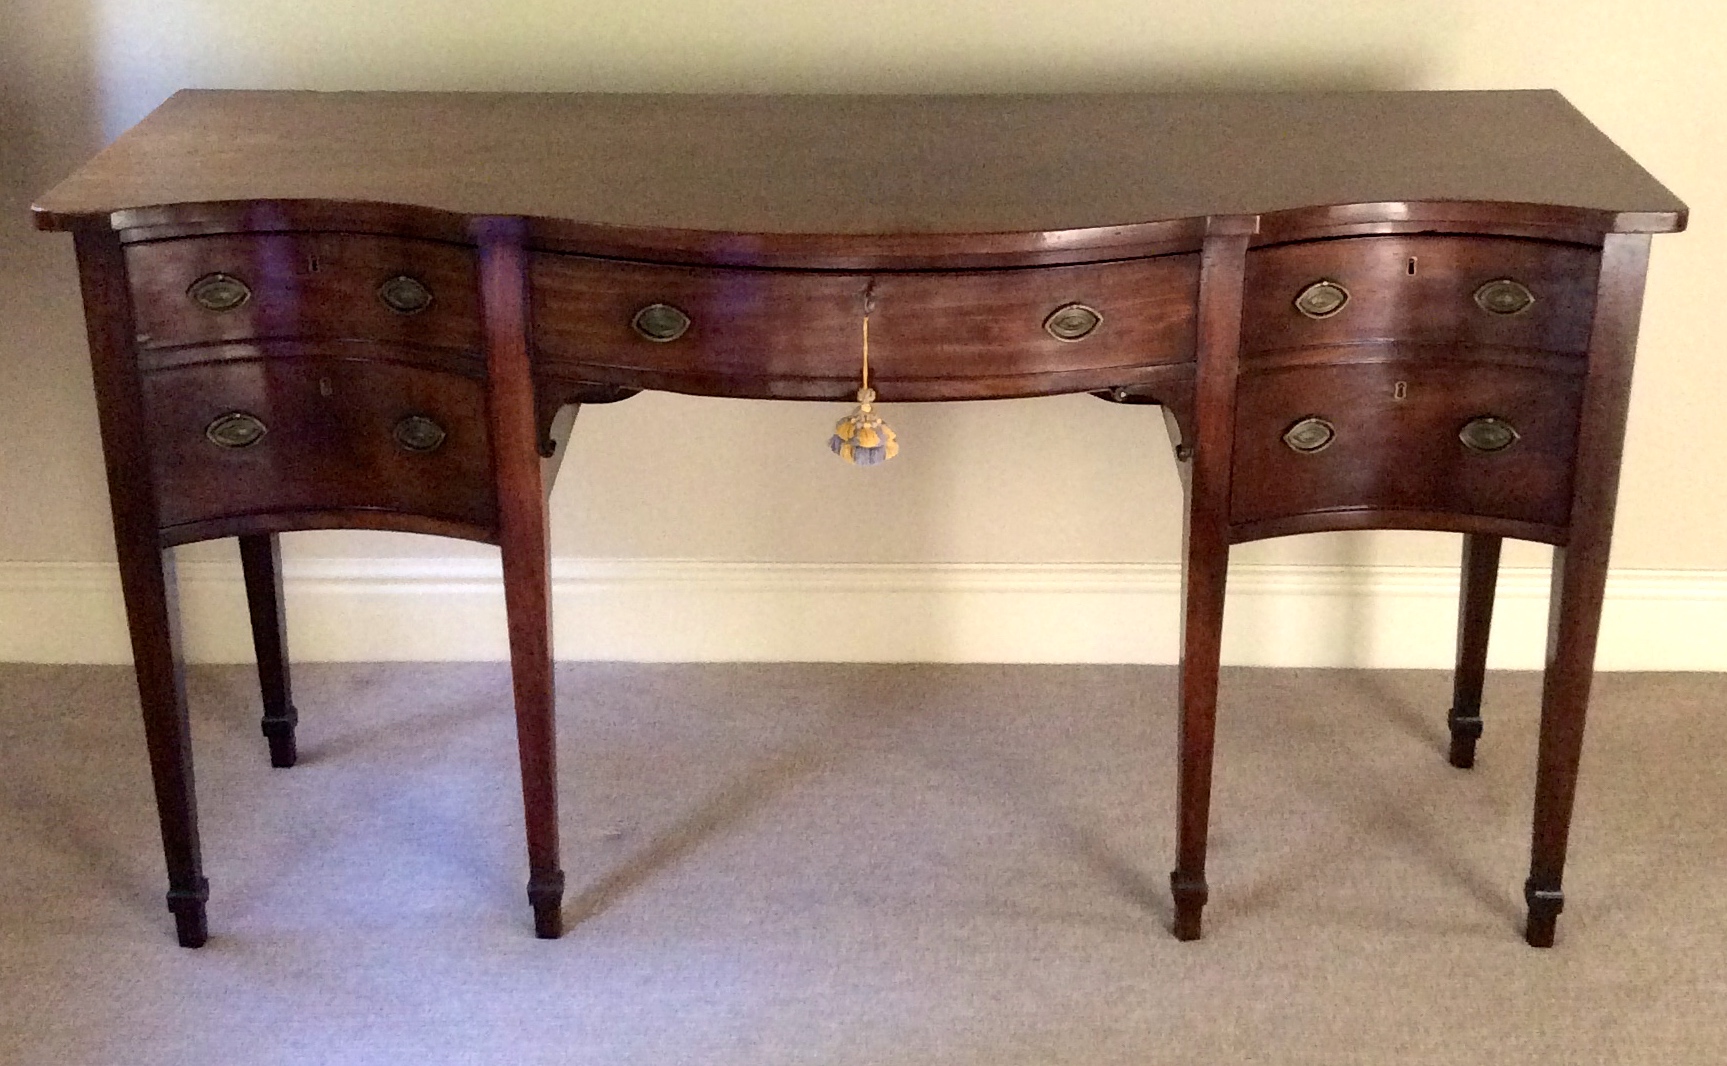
top-left (33, 90), bottom-right (1685, 263)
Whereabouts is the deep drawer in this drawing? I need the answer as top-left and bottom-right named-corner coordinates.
top-left (1229, 359), bottom-right (1583, 532)
top-left (531, 254), bottom-right (1199, 399)
top-left (1241, 236), bottom-right (1600, 358)
top-left (127, 234), bottom-right (482, 352)
top-left (141, 356), bottom-right (495, 534)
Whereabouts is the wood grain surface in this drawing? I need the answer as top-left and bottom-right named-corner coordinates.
top-left (140, 356), bottom-right (496, 538)
top-left (33, 91), bottom-right (1685, 269)
top-left (1228, 359), bottom-right (1583, 534)
top-left (1242, 235), bottom-right (1601, 357)
top-left (127, 233), bottom-right (481, 351)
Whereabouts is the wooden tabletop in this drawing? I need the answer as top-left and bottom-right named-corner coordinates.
top-left (34, 90), bottom-right (1685, 265)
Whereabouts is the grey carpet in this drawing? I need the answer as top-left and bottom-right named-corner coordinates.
top-left (1, 663), bottom-right (1724, 1065)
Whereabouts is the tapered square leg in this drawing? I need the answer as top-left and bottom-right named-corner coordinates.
top-left (119, 545), bottom-right (210, 948)
top-left (76, 224), bottom-right (211, 947)
top-left (1521, 232), bottom-right (1652, 947)
top-left (1448, 533), bottom-right (1501, 769)
top-left (239, 533), bottom-right (299, 768)
top-left (1525, 544), bottom-right (1609, 948)
top-left (501, 522), bottom-right (563, 940)
top-left (1172, 537), bottom-right (1228, 942)
top-left (1168, 233), bottom-right (1248, 942)
top-left (477, 218), bottom-right (565, 939)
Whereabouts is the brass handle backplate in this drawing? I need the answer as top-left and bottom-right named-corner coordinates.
top-left (1283, 416), bottom-right (1336, 453)
top-left (378, 275), bottom-right (434, 315)
top-left (1294, 280), bottom-right (1349, 319)
top-left (188, 273), bottom-right (251, 313)
top-left (632, 303), bottom-right (690, 342)
top-left (205, 411), bottom-right (267, 449)
top-left (1459, 416), bottom-right (1519, 453)
top-left (1044, 303), bottom-right (1102, 341)
top-left (393, 415), bottom-right (447, 453)
top-left (1474, 279), bottom-right (1534, 316)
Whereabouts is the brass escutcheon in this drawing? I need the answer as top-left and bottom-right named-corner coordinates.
top-left (632, 303), bottom-right (690, 342)
top-left (378, 275), bottom-right (434, 315)
top-left (1044, 303), bottom-right (1102, 341)
top-left (393, 415), bottom-right (447, 453)
top-left (1459, 416), bottom-right (1519, 453)
top-left (1283, 416), bottom-right (1336, 453)
top-left (205, 411), bottom-right (267, 449)
top-left (1294, 280), bottom-right (1349, 319)
top-left (188, 273), bottom-right (251, 313)
top-left (1474, 278), bottom-right (1534, 316)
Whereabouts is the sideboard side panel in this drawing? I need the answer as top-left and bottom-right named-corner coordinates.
top-left (1525, 232), bottom-right (1653, 946)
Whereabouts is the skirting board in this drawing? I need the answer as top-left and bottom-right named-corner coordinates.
top-left (1, 558), bottom-right (1724, 669)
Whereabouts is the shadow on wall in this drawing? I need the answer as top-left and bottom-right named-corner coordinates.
top-left (1, 1), bottom-right (100, 208)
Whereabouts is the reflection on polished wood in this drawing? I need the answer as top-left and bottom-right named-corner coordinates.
top-left (34, 90), bottom-right (1683, 947)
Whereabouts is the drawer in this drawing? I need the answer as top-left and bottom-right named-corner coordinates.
top-left (532, 254), bottom-right (1198, 398)
top-left (1229, 360), bottom-right (1583, 532)
top-left (1241, 236), bottom-right (1599, 357)
top-left (141, 357), bottom-right (495, 534)
top-left (127, 234), bottom-right (481, 351)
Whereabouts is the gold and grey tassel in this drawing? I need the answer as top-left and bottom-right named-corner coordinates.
top-left (829, 296), bottom-right (898, 466)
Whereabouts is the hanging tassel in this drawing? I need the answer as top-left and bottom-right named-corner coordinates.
top-left (829, 297), bottom-right (899, 465)
top-left (830, 386), bottom-right (899, 465)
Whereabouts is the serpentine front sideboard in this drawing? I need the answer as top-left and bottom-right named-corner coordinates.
top-left (32, 90), bottom-right (1685, 949)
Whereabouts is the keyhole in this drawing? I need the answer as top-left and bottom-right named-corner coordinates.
top-left (306, 252), bottom-right (321, 274)
top-left (1406, 257), bottom-right (1418, 276)
top-left (1393, 380), bottom-right (1408, 401)
top-left (319, 377), bottom-right (333, 398)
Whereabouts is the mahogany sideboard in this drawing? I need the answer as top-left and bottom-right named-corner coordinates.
top-left (32, 90), bottom-right (1685, 948)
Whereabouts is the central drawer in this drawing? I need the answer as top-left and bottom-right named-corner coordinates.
top-left (531, 254), bottom-right (1200, 399)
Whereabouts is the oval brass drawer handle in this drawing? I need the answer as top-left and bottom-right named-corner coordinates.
top-left (378, 275), bottom-right (434, 315)
top-left (393, 415), bottom-right (447, 453)
top-left (632, 303), bottom-right (691, 342)
top-left (1044, 303), bottom-right (1102, 341)
top-left (1294, 279), bottom-right (1349, 319)
top-left (1283, 416), bottom-right (1336, 453)
top-left (205, 411), bottom-right (267, 449)
top-left (187, 273), bottom-right (252, 313)
top-left (1459, 416), bottom-right (1520, 453)
top-left (1474, 278), bottom-right (1534, 316)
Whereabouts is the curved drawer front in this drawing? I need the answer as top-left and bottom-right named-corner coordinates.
top-left (141, 357), bottom-right (495, 535)
top-left (869, 258), bottom-right (1197, 387)
top-left (1242, 236), bottom-right (1600, 357)
top-left (127, 234), bottom-right (481, 351)
top-left (532, 257), bottom-right (858, 393)
top-left (532, 254), bottom-right (1198, 399)
top-left (1229, 359), bottom-right (1583, 534)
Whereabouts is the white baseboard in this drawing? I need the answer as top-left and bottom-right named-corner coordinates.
top-left (2, 557), bottom-right (1724, 669)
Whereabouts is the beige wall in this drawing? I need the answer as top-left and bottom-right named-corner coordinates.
top-left (2, 1), bottom-right (1721, 658)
